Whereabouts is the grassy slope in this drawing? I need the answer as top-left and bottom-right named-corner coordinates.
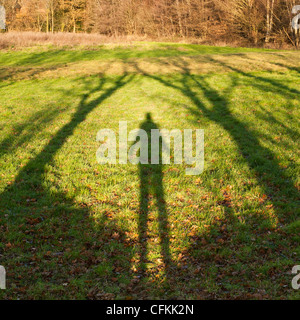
top-left (0, 42), bottom-right (299, 300)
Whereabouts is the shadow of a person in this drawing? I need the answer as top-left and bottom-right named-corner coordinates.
top-left (138, 113), bottom-right (172, 283)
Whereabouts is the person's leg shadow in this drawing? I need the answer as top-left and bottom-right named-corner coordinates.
top-left (138, 113), bottom-right (172, 286)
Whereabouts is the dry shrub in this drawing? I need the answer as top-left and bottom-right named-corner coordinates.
top-left (0, 32), bottom-right (150, 50)
top-left (0, 31), bottom-right (294, 51)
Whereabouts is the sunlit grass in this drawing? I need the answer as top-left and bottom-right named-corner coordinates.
top-left (0, 43), bottom-right (299, 300)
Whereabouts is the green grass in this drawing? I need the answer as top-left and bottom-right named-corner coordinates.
top-left (0, 42), bottom-right (299, 300)
top-left (0, 42), bottom-right (272, 67)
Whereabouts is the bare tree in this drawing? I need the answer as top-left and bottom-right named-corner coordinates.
top-left (265, 0), bottom-right (275, 42)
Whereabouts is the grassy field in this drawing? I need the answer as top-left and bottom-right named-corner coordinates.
top-left (0, 42), bottom-right (299, 300)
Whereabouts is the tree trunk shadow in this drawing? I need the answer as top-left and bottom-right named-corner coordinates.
top-left (0, 73), bottom-right (137, 299)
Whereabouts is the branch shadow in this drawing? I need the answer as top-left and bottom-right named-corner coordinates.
top-left (0, 72), bottom-right (137, 299)
top-left (130, 58), bottom-right (299, 298)
top-left (0, 106), bottom-right (64, 160)
top-left (1, 47), bottom-right (299, 299)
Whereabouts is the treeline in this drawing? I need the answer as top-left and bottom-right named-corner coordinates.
top-left (0, 0), bottom-right (299, 46)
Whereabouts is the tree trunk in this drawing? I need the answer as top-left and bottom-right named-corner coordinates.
top-left (51, 6), bottom-right (54, 33)
top-left (46, 13), bottom-right (49, 33)
top-left (265, 0), bottom-right (275, 43)
top-left (176, 0), bottom-right (184, 37)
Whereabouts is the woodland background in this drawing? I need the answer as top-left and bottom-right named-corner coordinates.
top-left (0, 1), bottom-right (299, 47)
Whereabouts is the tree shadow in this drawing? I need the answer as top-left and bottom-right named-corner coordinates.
top-left (1, 48), bottom-right (299, 299)
top-left (0, 106), bottom-right (63, 160)
top-left (0, 65), bottom-right (67, 82)
top-left (0, 72), bottom-right (137, 299)
top-left (130, 58), bottom-right (299, 298)
top-left (134, 58), bottom-right (299, 215)
top-left (270, 61), bottom-right (300, 74)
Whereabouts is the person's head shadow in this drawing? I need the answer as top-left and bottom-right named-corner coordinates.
top-left (137, 113), bottom-right (172, 286)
